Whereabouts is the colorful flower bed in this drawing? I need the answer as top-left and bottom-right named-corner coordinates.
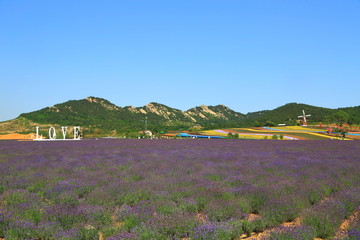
top-left (0, 139), bottom-right (359, 239)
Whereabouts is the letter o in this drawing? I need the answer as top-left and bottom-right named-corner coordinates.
top-left (49, 126), bottom-right (56, 139)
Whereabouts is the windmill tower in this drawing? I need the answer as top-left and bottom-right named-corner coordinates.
top-left (298, 110), bottom-right (311, 126)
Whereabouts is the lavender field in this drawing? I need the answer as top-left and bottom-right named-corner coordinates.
top-left (0, 139), bottom-right (359, 240)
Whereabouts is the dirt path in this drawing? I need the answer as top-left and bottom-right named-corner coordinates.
top-left (0, 133), bottom-right (35, 140)
top-left (334, 210), bottom-right (360, 239)
top-left (239, 217), bottom-right (301, 240)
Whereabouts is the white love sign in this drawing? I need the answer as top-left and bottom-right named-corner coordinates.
top-left (34, 126), bottom-right (81, 140)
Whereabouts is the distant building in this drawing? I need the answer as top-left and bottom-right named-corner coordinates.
top-left (139, 130), bottom-right (153, 137)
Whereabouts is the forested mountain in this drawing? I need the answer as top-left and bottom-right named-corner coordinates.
top-left (8, 97), bottom-right (360, 134)
top-left (18, 97), bottom-right (246, 132)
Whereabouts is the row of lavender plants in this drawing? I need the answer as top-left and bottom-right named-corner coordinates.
top-left (0, 139), bottom-right (359, 239)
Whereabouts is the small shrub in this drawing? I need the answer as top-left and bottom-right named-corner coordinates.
top-left (125, 174), bottom-right (144, 182)
top-left (0, 185), bottom-right (5, 194)
top-left (79, 228), bottom-right (98, 240)
top-left (322, 184), bottom-right (338, 197)
top-left (191, 223), bottom-right (219, 240)
top-left (308, 190), bottom-right (321, 205)
top-left (178, 200), bottom-right (198, 213)
top-left (220, 192), bottom-right (236, 201)
top-left (241, 219), bottom-right (265, 235)
top-left (57, 192), bottom-right (79, 206)
top-left (207, 205), bottom-right (236, 222)
top-left (261, 203), bottom-right (298, 227)
top-left (206, 174), bottom-right (223, 181)
top-left (302, 200), bottom-right (347, 239)
top-left (217, 220), bottom-right (243, 240)
top-left (252, 219), bottom-right (266, 232)
top-left (75, 185), bottom-right (94, 198)
top-left (249, 192), bottom-right (267, 214)
top-left (123, 215), bottom-right (141, 231)
top-left (195, 196), bottom-right (208, 212)
top-left (238, 197), bottom-right (252, 214)
top-left (157, 204), bottom-right (178, 215)
top-left (22, 209), bottom-right (43, 224)
top-left (138, 227), bottom-right (167, 240)
top-left (98, 226), bottom-right (120, 239)
top-left (117, 191), bottom-right (150, 206)
top-left (4, 191), bottom-right (28, 206)
top-left (91, 211), bottom-right (113, 226)
top-left (4, 221), bottom-right (37, 240)
top-left (241, 220), bottom-right (252, 236)
top-left (26, 182), bottom-right (46, 193)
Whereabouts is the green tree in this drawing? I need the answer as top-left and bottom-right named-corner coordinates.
top-left (265, 121), bottom-right (275, 127)
top-left (332, 110), bottom-right (350, 126)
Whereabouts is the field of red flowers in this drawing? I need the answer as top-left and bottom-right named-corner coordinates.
top-left (0, 139), bottom-right (359, 240)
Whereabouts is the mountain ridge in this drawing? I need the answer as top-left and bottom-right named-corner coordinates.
top-left (2, 96), bottom-right (359, 134)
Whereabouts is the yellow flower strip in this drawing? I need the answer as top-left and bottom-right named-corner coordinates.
top-left (306, 132), bottom-right (351, 140)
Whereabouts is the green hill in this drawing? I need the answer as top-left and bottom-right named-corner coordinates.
top-left (3, 97), bottom-right (358, 136)
top-left (18, 97), bottom-right (246, 134)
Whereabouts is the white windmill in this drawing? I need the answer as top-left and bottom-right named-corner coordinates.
top-left (298, 110), bottom-right (311, 126)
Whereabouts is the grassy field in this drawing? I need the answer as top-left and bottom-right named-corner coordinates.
top-left (1, 139), bottom-right (359, 239)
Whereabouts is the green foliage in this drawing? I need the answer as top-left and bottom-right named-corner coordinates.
top-left (227, 132), bottom-right (239, 139)
top-left (241, 220), bottom-right (252, 236)
top-left (0, 185), bottom-right (5, 194)
top-left (5, 227), bottom-right (36, 240)
top-left (207, 205), bottom-right (237, 222)
top-left (157, 204), bottom-right (178, 215)
top-left (206, 174), bottom-right (223, 181)
top-left (123, 215), bottom-right (141, 231)
top-left (261, 203), bottom-right (298, 227)
top-left (242, 219), bottom-right (266, 236)
top-left (218, 221), bottom-right (243, 240)
top-left (139, 227), bottom-right (167, 240)
top-left (302, 200), bottom-right (348, 239)
top-left (238, 197), bottom-right (252, 214)
top-left (271, 135), bottom-right (279, 140)
top-left (4, 191), bottom-right (28, 206)
top-left (91, 212), bottom-right (112, 226)
top-left (22, 209), bottom-right (43, 224)
top-left (265, 121), bottom-right (275, 127)
top-left (179, 201), bottom-right (198, 213)
top-left (57, 193), bottom-right (79, 206)
top-left (332, 110), bottom-right (350, 125)
top-left (116, 191), bottom-right (150, 206)
top-left (302, 213), bottom-right (335, 239)
top-left (322, 184), bottom-right (338, 197)
top-left (239, 193), bottom-right (267, 214)
top-left (55, 214), bottom-right (86, 230)
top-left (308, 190), bottom-right (321, 205)
top-left (75, 185), bottom-right (95, 198)
top-left (195, 196), bottom-right (208, 212)
top-left (78, 228), bottom-right (99, 240)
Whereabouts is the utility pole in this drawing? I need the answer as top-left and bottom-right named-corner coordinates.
top-left (145, 116), bottom-right (147, 131)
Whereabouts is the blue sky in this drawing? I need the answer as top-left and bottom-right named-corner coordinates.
top-left (1, 0), bottom-right (359, 121)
